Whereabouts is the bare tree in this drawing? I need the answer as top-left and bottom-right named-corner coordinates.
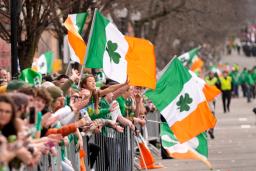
top-left (0, 0), bottom-right (97, 70)
top-left (104, 0), bottom-right (252, 68)
top-left (1, 0), bottom-right (254, 70)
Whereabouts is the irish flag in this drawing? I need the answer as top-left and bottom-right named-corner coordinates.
top-left (145, 58), bottom-right (217, 143)
top-left (178, 47), bottom-right (199, 67)
top-left (85, 10), bottom-right (157, 87)
top-left (178, 47), bottom-right (204, 71)
top-left (160, 122), bottom-right (212, 169)
top-left (37, 51), bottom-right (54, 74)
top-left (64, 13), bottom-right (87, 64)
top-left (85, 10), bottom-right (128, 83)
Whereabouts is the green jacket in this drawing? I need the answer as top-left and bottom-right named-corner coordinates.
top-left (238, 70), bottom-right (247, 84)
top-left (229, 71), bottom-right (239, 85)
top-left (245, 73), bottom-right (254, 85)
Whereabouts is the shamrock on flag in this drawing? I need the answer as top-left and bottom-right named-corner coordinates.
top-left (176, 93), bottom-right (193, 112)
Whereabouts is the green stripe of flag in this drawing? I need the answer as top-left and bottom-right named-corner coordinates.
top-left (76, 12), bottom-right (88, 34)
top-left (44, 51), bottom-right (54, 74)
top-left (85, 11), bottom-right (110, 68)
top-left (195, 132), bottom-right (208, 157)
top-left (145, 58), bottom-right (191, 111)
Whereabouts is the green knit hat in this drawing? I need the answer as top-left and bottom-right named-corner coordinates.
top-left (46, 86), bottom-right (63, 101)
top-left (7, 80), bottom-right (30, 92)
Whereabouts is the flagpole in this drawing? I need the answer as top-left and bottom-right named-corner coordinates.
top-left (78, 8), bottom-right (98, 88)
top-left (158, 55), bottom-right (177, 79)
top-left (65, 61), bottom-right (72, 75)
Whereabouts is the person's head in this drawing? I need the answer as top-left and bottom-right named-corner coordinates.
top-left (70, 92), bottom-right (81, 104)
top-left (55, 74), bottom-right (69, 85)
top-left (209, 71), bottom-right (214, 78)
top-left (9, 92), bottom-right (29, 119)
top-left (18, 87), bottom-right (36, 108)
top-left (79, 89), bottom-right (91, 99)
top-left (0, 94), bottom-right (17, 137)
top-left (43, 75), bottom-right (54, 82)
top-left (80, 74), bottom-right (96, 91)
top-left (46, 86), bottom-right (64, 111)
top-left (0, 69), bottom-right (10, 83)
top-left (6, 80), bottom-right (30, 92)
top-left (34, 87), bottom-right (52, 112)
top-left (223, 70), bottom-right (229, 77)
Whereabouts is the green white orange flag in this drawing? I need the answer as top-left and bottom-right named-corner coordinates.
top-left (64, 13), bottom-right (87, 64)
top-left (145, 58), bottom-right (217, 143)
top-left (85, 10), bottom-right (128, 83)
top-left (160, 122), bottom-right (213, 169)
top-left (37, 51), bottom-right (54, 74)
top-left (178, 47), bottom-right (199, 67)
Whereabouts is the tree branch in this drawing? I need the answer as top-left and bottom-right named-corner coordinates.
top-left (138, 0), bottom-right (186, 24)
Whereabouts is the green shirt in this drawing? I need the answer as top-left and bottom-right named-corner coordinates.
top-left (116, 96), bottom-right (134, 117)
top-left (82, 98), bottom-right (111, 120)
top-left (116, 96), bottom-right (126, 116)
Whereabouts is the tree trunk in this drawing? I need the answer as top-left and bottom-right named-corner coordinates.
top-left (18, 32), bottom-right (41, 71)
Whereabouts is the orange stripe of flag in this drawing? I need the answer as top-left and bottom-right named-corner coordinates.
top-left (171, 101), bottom-right (216, 143)
top-left (64, 17), bottom-right (86, 64)
top-left (125, 36), bottom-right (156, 89)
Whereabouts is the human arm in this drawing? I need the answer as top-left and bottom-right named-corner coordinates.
top-left (99, 83), bottom-right (127, 97)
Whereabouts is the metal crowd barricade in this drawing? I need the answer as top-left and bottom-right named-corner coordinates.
top-left (88, 126), bottom-right (135, 171)
top-left (145, 111), bottom-right (160, 142)
top-left (23, 127), bottom-right (135, 171)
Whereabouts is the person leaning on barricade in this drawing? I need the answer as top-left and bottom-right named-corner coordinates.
top-left (0, 68), bottom-right (151, 170)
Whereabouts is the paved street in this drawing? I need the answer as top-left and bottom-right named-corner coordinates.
top-left (155, 54), bottom-right (256, 171)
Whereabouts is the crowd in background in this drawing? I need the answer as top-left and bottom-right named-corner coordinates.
top-left (205, 64), bottom-right (256, 110)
